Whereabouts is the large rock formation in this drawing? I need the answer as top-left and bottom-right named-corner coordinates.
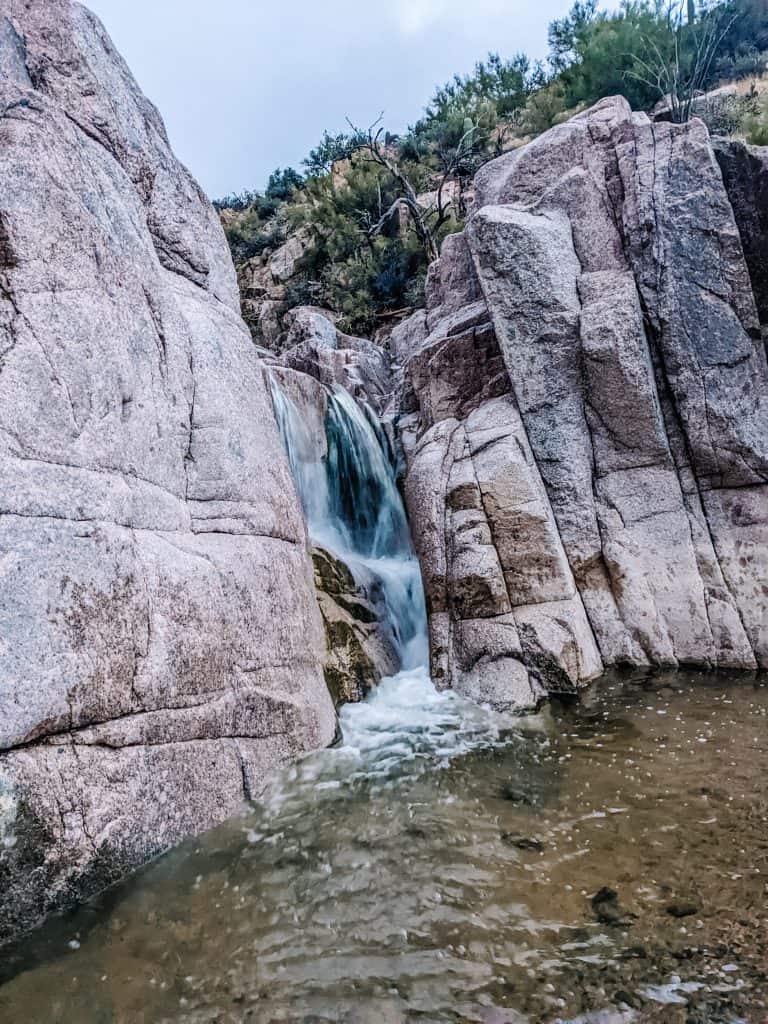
top-left (396, 238), bottom-right (602, 710)
top-left (396, 96), bottom-right (768, 703)
top-left (0, 0), bottom-right (335, 945)
top-left (714, 138), bottom-right (768, 334)
top-left (279, 306), bottom-right (392, 414)
top-left (235, 230), bottom-right (312, 345)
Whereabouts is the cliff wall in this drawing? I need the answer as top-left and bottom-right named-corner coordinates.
top-left (0, 0), bottom-right (335, 944)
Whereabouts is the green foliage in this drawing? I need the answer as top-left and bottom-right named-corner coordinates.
top-left (404, 269), bottom-right (428, 310)
top-left (549, 1), bottom-right (679, 111)
top-left (712, 0), bottom-right (768, 81)
top-left (216, 166), bottom-right (304, 215)
top-left (404, 52), bottom-right (535, 173)
top-left (216, 166), bottom-right (304, 264)
top-left (222, 207), bottom-right (286, 265)
top-left (265, 167), bottom-right (304, 201)
top-left (303, 130), bottom-right (368, 177)
top-left (213, 190), bottom-right (261, 213)
top-left (546, 0), bottom-right (767, 117)
top-left (718, 0), bottom-right (768, 63)
top-left (283, 153), bottom-right (440, 333)
top-left (548, 0), bottom-right (600, 73)
top-left (216, 0), bottom-right (768, 340)
top-left (521, 80), bottom-right (569, 134)
top-left (744, 92), bottom-right (768, 144)
top-left (426, 52), bottom-right (532, 122)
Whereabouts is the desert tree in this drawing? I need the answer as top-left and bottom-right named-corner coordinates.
top-left (346, 114), bottom-right (482, 263)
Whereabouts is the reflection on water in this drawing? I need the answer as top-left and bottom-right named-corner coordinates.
top-left (1, 670), bottom-right (766, 1023)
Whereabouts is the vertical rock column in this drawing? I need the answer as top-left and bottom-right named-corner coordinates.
top-left (397, 234), bottom-right (603, 710)
top-left (399, 95), bottom-right (768, 698)
top-left (467, 96), bottom-right (766, 671)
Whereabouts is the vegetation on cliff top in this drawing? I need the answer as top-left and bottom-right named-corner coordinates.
top-left (216, 0), bottom-right (768, 338)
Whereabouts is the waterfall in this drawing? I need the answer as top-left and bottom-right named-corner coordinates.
top-left (270, 377), bottom-right (332, 536)
top-left (324, 389), bottom-right (410, 558)
top-left (270, 376), bottom-right (428, 673)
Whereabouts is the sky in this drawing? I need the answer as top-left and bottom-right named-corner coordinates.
top-left (87, 0), bottom-right (578, 200)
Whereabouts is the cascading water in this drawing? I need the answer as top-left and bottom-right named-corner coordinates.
top-left (7, 386), bottom-right (760, 1023)
top-left (267, 370), bottom-right (511, 789)
top-left (270, 377), bottom-right (428, 672)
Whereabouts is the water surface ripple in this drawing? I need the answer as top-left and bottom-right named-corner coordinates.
top-left (1, 670), bottom-right (766, 1023)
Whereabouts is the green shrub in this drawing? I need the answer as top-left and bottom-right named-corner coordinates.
top-left (549, 1), bottom-right (678, 112)
top-left (217, 0), bottom-right (768, 340)
top-left (744, 93), bottom-right (768, 144)
top-left (223, 210), bottom-right (286, 265)
top-left (303, 131), bottom-right (367, 178)
top-left (521, 80), bottom-right (569, 134)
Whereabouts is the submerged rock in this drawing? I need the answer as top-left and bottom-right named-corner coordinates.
top-left (665, 903), bottom-right (699, 919)
top-left (501, 833), bottom-right (545, 851)
top-left (0, 0), bottom-right (336, 945)
top-left (592, 887), bottom-right (635, 927)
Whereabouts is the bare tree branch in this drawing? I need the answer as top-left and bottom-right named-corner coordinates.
top-left (627, 0), bottom-right (740, 124)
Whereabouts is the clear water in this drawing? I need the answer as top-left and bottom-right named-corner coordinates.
top-left (1, 671), bottom-right (766, 1022)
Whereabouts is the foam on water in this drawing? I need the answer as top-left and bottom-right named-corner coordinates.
top-left (265, 373), bottom-right (524, 811)
top-left (257, 664), bottom-right (528, 821)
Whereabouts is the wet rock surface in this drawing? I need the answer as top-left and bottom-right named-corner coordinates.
top-left (312, 546), bottom-right (400, 705)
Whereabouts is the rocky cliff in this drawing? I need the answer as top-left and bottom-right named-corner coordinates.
top-left (395, 96), bottom-right (768, 702)
top-left (3, 0), bottom-right (767, 950)
top-left (245, 97), bottom-right (768, 712)
top-left (0, 0), bottom-right (335, 945)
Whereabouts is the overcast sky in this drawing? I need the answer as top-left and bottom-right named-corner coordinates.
top-left (87, 0), bottom-right (579, 199)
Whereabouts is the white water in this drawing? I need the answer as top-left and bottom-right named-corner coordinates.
top-left (270, 377), bottom-right (428, 672)
top-left (256, 666), bottom-right (524, 822)
top-left (266, 374), bottom-right (523, 789)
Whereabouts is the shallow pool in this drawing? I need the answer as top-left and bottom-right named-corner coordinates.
top-left (1, 669), bottom-right (766, 1023)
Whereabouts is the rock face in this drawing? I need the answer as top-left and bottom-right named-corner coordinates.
top-left (236, 230), bottom-right (312, 345)
top-left (397, 237), bottom-right (601, 710)
top-left (279, 307), bottom-right (392, 414)
top-left (397, 96), bottom-right (768, 702)
top-left (0, 0), bottom-right (335, 946)
top-left (714, 139), bottom-right (768, 334)
top-left (312, 546), bottom-right (400, 706)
